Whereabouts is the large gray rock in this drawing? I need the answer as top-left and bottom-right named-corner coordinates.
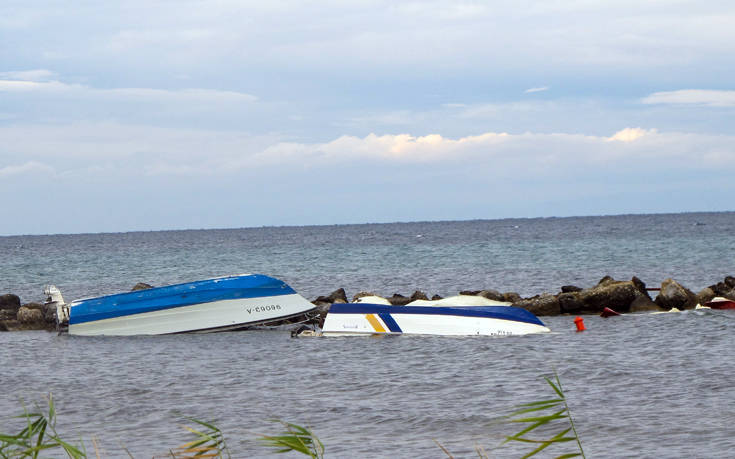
top-left (557, 277), bottom-right (659, 314)
top-left (577, 278), bottom-right (651, 313)
top-left (0, 309), bottom-right (16, 321)
top-left (513, 293), bottom-right (560, 316)
top-left (21, 302), bottom-right (57, 324)
top-left (21, 302), bottom-right (44, 311)
top-left (655, 278), bottom-right (698, 310)
top-left (696, 287), bottom-right (716, 306)
top-left (315, 288), bottom-right (348, 304)
top-left (17, 306), bottom-right (44, 326)
top-left (0, 294), bottom-right (21, 312)
top-left (558, 292), bottom-right (584, 314)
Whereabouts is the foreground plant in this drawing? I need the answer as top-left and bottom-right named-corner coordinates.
top-left (257, 420), bottom-right (324, 459)
top-left (503, 370), bottom-right (585, 459)
top-left (0, 393), bottom-right (86, 458)
top-left (164, 418), bottom-right (230, 458)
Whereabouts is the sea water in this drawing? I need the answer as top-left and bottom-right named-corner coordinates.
top-left (1, 212), bottom-right (735, 457)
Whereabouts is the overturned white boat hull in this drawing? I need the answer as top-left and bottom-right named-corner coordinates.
top-left (322, 303), bottom-right (550, 336)
top-left (56, 274), bottom-right (317, 336)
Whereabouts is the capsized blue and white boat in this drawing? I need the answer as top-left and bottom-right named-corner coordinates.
top-left (321, 295), bottom-right (550, 336)
top-left (48, 274), bottom-right (317, 336)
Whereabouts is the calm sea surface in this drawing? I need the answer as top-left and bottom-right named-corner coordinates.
top-left (2, 212), bottom-right (735, 457)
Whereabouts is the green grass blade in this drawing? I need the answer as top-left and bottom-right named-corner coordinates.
top-left (545, 376), bottom-right (564, 398)
top-left (509, 408), bottom-right (568, 424)
top-left (515, 399), bottom-right (564, 408)
top-left (502, 371), bottom-right (586, 459)
top-left (508, 401), bottom-right (563, 417)
top-left (257, 420), bottom-right (323, 458)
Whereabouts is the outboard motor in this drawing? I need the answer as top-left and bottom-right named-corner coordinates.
top-left (44, 285), bottom-right (68, 332)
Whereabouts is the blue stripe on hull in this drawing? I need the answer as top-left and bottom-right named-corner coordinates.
top-left (330, 303), bottom-right (546, 327)
top-left (69, 274), bottom-right (294, 325)
top-left (378, 312), bottom-right (403, 333)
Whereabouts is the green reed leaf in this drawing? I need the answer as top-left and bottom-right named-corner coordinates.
top-left (257, 419), bottom-right (324, 459)
top-left (503, 371), bottom-right (586, 459)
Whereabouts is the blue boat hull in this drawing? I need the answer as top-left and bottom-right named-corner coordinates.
top-left (65, 274), bottom-right (317, 335)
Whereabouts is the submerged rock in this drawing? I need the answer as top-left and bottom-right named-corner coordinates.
top-left (387, 293), bottom-right (411, 306)
top-left (131, 282), bottom-right (154, 291)
top-left (352, 291), bottom-right (378, 302)
top-left (478, 289), bottom-right (505, 302)
top-left (409, 290), bottom-right (429, 302)
top-left (628, 295), bottom-right (660, 313)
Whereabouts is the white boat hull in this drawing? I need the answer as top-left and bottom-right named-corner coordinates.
top-left (322, 303), bottom-right (550, 337)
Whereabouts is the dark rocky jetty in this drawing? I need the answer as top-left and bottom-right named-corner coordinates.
top-left (0, 294), bottom-right (56, 331)
top-left (308, 275), bottom-right (735, 318)
top-left (516, 276), bottom-right (659, 316)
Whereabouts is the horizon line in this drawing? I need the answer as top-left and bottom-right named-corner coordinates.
top-left (2, 209), bottom-right (733, 238)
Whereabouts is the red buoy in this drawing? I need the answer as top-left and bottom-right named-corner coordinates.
top-left (574, 316), bottom-right (586, 332)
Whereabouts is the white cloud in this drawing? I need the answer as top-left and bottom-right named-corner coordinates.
top-left (2, 122), bottom-right (734, 183)
top-left (642, 89), bottom-right (735, 107)
top-left (0, 79), bottom-right (78, 92)
top-left (0, 76), bottom-right (256, 102)
top-left (606, 127), bottom-right (655, 142)
top-left (524, 86), bottom-right (549, 94)
top-left (0, 69), bottom-right (56, 81)
top-left (0, 161), bottom-right (55, 178)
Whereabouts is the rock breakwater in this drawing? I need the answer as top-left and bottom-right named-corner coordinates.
top-left (3, 275), bottom-right (734, 331)
top-left (311, 275), bottom-right (735, 319)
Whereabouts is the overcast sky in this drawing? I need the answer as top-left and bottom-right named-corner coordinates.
top-left (1, 1), bottom-right (734, 235)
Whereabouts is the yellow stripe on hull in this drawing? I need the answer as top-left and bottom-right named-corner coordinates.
top-left (365, 314), bottom-right (386, 332)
